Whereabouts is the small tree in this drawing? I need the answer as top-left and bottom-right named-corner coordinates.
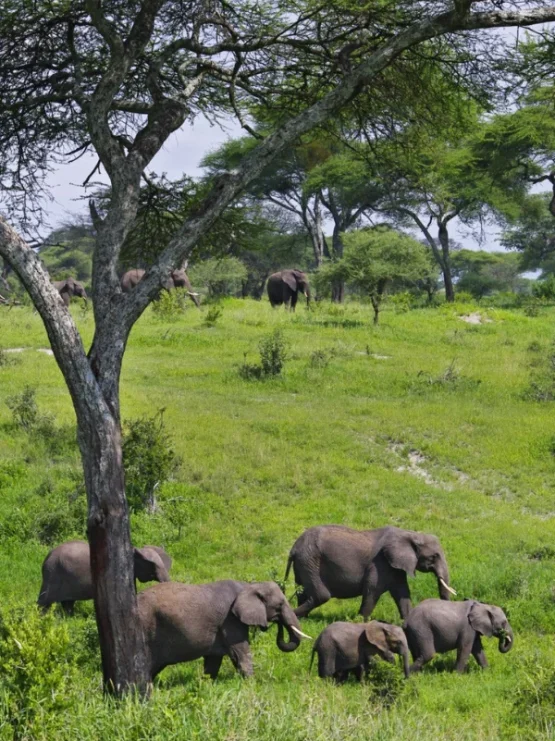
top-left (326, 227), bottom-right (433, 323)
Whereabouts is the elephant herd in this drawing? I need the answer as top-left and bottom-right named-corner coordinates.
top-left (51, 267), bottom-right (311, 311)
top-left (37, 524), bottom-right (513, 684)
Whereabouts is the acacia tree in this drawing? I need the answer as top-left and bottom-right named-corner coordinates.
top-left (1, 0), bottom-right (554, 697)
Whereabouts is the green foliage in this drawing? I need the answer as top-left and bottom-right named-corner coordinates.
top-left (0, 606), bottom-right (78, 735)
top-left (38, 220), bottom-right (95, 284)
top-left (239, 329), bottom-right (288, 379)
top-left (203, 304), bottom-right (223, 326)
top-left (122, 410), bottom-right (181, 513)
top-left (452, 250), bottom-right (524, 298)
top-left (189, 257), bottom-right (248, 298)
top-left (533, 275), bottom-right (555, 301)
top-left (151, 288), bottom-right (189, 321)
top-left (6, 385), bottom-right (42, 431)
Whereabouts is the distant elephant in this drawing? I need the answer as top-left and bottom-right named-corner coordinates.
top-left (311, 620), bottom-right (410, 682)
top-left (267, 269), bottom-right (310, 310)
top-left (53, 278), bottom-right (88, 307)
top-left (120, 267), bottom-right (200, 307)
top-left (137, 579), bottom-right (311, 680)
top-left (38, 540), bottom-right (172, 614)
top-left (404, 599), bottom-right (513, 673)
top-left (285, 525), bottom-right (455, 620)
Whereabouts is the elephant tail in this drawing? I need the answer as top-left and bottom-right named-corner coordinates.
top-left (284, 552), bottom-right (295, 582)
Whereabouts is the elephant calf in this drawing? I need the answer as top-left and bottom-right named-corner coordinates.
top-left (404, 599), bottom-right (513, 674)
top-left (311, 620), bottom-right (410, 682)
top-left (137, 579), bottom-right (311, 681)
top-left (38, 540), bottom-right (172, 614)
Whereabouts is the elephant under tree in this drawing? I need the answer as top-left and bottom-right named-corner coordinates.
top-left (311, 620), bottom-right (410, 682)
top-left (285, 525), bottom-right (455, 620)
top-left (404, 599), bottom-right (513, 673)
top-left (137, 579), bottom-right (311, 680)
top-left (120, 268), bottom-right (200, 307)
top-left (53, 278), bottom-right (88, 307)
top-left (38, 540), bottom-right (172, 614)
top-left (267, 269), bottom-right (310, 310)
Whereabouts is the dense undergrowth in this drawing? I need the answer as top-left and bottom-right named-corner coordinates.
top-left (0, 297), bottom-right (555, 739)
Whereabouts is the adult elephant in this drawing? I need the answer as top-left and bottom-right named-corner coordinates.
top-left (53, 278), bottom-right (88, 307)
top-left (38, 540), bottom-right (172, 614)
top-left (267, 269), bottom-right (310, 310)
top-left (285, 525), bottom-right (455, 620)
top-left (404, 599), bottom-right (513, 673)
top-left (120, 267), bottom-right (200, 307)
top-left (137, 579), bottom-right (310, 680)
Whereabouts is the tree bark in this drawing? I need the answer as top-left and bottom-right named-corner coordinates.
top-left (438, 220), bottom-right (455, 302)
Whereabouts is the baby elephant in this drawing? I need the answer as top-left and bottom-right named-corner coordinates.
top-left (38, 540), bottom-right (172, 614)
top-left (404, 599), bottom-right (513, 673)
top-left (311, 620), bottom-right (410, 682)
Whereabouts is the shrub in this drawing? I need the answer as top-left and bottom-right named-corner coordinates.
top-left (453, 291), bottom-right (475, 304)
top-left (189, 256), bottom-right (247, 298)
top-left (0, 347), bottom-right (20, 367)
top-left (0, 606), bottom-right (78, 736)
top-left (523, 342), bottom-right (555, 402)
top-left (151, 289), bottom-right (188, 321)
top-left (238, 329), bottom-right (288, 380)
top-left (366, 659), bottom-right (407, 707)
top-left (533, 275), bottom-right (555, 301)
top-left (6, 386), bottom-right (40, 431)
top-left (122, 410), bottom-right (181, 513)
top-left (203, 304), bottom-right (223, 326)
top-left (308, 349), bottom-right (330, 369)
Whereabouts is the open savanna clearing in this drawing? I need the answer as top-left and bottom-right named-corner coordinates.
top-left (0, 298), bottom-right (554, 739)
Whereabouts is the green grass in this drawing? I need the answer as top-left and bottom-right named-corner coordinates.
top-left (1, 298), bottom-right (555, 738)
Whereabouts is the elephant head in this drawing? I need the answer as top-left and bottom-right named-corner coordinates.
top-left (170, 269), bottom-right (200, 307)
top-left (231, 581), bottom-right (308, 653)
top-left (381, 527), bottom-right (454, 601)
top-left (54, 278), bottom-right (88, 306)
top-left (133, 546), bottom-right (171, 583)
top-left (468, 602), bottom-right (513, 654)
top-left (365, 621), bottom-right (411, 678)
top-left (283, 270), bottom-right (310, 306)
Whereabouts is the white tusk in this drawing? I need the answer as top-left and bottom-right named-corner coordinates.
top-left (505, 634), bottom-right (512, 643)
top-left (290, 625), bottom-right (313, 640)
top-left (439, 578), bottom-right (457, 596)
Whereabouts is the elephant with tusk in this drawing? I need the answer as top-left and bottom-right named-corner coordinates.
top-left (53, 277), bottom-right (88, 307)
top-left (285, 525), bottom-right (454, 620)
top-left (120, 267), bottom-right (200, 306)
top-left (403, 599), bottom-right (513, 673)
top-left (137, 579), bottom-right (307, 681)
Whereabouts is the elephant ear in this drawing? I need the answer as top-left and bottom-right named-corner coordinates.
top-left (281, 272), bottom-right (297, 291)
top-left (364, 622), bottom-right (389, 653)
top-left (232, 587), bottom-right (268, 628)
top-left (468, 602), bottom-right (494, 637)
top-left (133, 547), bottom-right (170, 583)
top-left (381, 532), bottom-right (418, 577)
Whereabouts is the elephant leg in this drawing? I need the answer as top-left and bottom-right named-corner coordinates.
top-left (227, 641), bottom-right (254, 678)
top-left (455, 639), bottom-right (473, 673)
top-left (353, 665), bottom-right (365, 682)
top-left (203, 655), bottom-right (224, 680)
top-left (61, 600), bottom-right (75, 616)
top-left (471, 635), bottom-right (488, 669)
top-left (359, 588), bottom-right (386, 620)
top-left (290, 292), bottom-right (298, 311)
top-left (333, 670), bottom-right (349, 684)
top-left (317, 653), bottom-right (336, 679)
top-left (408, 654), bottom-right (431, 674)
top-left (388, 576), bottom-right (412, 621)
top-left (294, 586), bottom-right (331, 618)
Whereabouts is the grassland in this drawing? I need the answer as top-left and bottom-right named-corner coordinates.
top-left (1, 297), bottom-right (555, 739)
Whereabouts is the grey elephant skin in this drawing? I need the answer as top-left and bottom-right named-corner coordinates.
top-left (312, 620), bottom-right (410, 682)
top-left (53, 278), bottom-right (88, 307)
top-left (137, 579), bottom-right (305, 680)
top-left (267, 269), bottom-right (310, 310)
top-left (120, 268), bottom-right (200, 307)
top-left (38, 540), bottom-right (172, 614)
top-left (285, 525), bottom-right (452, 620)
top-left (404, 599), bottom-right (513, 673)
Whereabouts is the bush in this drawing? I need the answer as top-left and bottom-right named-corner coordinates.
top-left (533, 275), bottom-right (555, 301)
top-left (189, 257), bottom-right (248, 298)
top-left (239, 329), bottom-right (288, 380)
top-left (0, 606), bottom-right (78, 736)
top-left (151, 289), bottom-right (188, 321)
top-left (203, 304), bottom-right (223, 326)
top-left (122, 410), bottom-right (181, 513)
top-left (523, 342), bottom-right (555, 402)
top-left (6, 386), bottom-right (40, 431)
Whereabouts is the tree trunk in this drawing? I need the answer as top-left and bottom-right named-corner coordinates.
top-left (331, 226), bottom-right (345, 303)
top-left (371, 295), bottom-right (380, 324)
top-left (79, 411), bottom-right (151, 695)
top-left (438, 221), bottom-right (455, 302)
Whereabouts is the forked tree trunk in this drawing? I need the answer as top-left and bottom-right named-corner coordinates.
top-left (438, 221), bottom-right (455, 303)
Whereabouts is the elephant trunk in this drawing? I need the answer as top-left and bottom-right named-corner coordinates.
top-left (276, 604), bottom-right (302, 653)
top-left (435, 560), bottom-right (453, 601)
top-left (498, 626), bottom-right (513, 654)
top-left (399, 642), bottom-right (411, 678)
